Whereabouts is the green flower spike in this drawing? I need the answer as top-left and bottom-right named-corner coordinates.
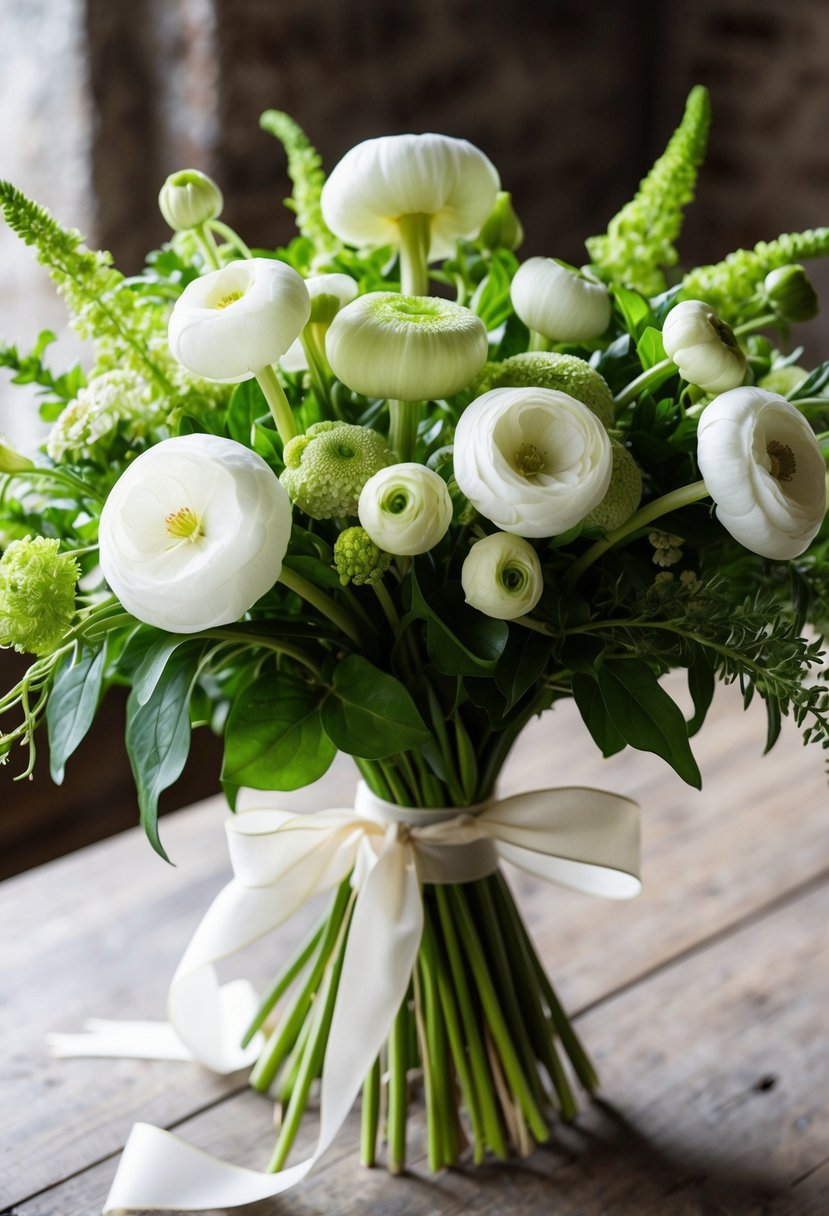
top-left (280, 421), bottom-right (395, 519)
top-left (0, 537), bottom-right (79, 655)
top-left (477, 352), bottom-right (615, 428)
top-left (333, 527), bottom-right (392, 586)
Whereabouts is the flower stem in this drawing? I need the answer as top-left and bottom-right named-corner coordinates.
top-left (360, 1057), bottom-right (381, 1166)
top-left (564, 478), bottom-right (710, 587)
top-left (268, 894), bottom-right (355, 1171)
top-left (255, 364), bottom-right (298, 445)
top-left (397, 213), bottom-right (431, 296)
top-left (208, 219), bottom-right (253, 259)
top-left (388, 399), bottom-right (420, 462)
top-left (614, 356), bottom-right (675, 410)
top-left (192, 222), bottom-right (222, 271)
top-left (527, 330), bottom-right (550, 353)
top-left (386, 997), bottom-right (410, 1173)
top-left (434, 886), bottom-right (507, 1157)
top-left (241, 917), bottom-right (327, 1048)
top-left (734, 313), bottom-right (779, 337)
top-left (278, 564), bottom-right (363, 646)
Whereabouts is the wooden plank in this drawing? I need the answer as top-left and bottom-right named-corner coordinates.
top-left (15, 873), bottom-right (829, 1215)
top-left (2, 676), bottom-right (827, 1205)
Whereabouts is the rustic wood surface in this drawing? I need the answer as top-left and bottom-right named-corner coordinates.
top-left (2, 675), bottom-right (828, 1214)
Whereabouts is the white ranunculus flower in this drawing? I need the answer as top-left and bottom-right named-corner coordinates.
top-left (662, 299), bottom-right (746, 393)
top-left (326, 292), bottom-right (488, 401)
top-left (454, 387), bottom-right (613, 538)
top-left (510, 258), bottom-right (611, 342)
top-left (696, 386), bottom-right (826, 560)
top-left (358, 463), bottom-right (453, 556)
top-left (98, 434), bottom-right (292, 632)
top-left (320, 133), bottom-right (500, 260)
top-left (461, 533), bottom-right (543, 620)
top-left (168, 258), bottom-right (311, 384)
top-left (280, 273), bottom-right (359, 373)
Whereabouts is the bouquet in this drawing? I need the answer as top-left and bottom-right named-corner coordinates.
top-left (3, 86), bottom-right (829, 1210)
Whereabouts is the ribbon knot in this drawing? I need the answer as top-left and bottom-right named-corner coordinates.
top-left (52, 781), bottom-right (641, 1214)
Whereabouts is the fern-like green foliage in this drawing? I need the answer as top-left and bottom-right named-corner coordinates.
top-left (682, 228), bottom-right (829, 320)
top-left (259, 110), bottom-right (341, 264)
top-left (586, 85), bottom-right (711, 297)
top-left (0, 181), bottom-right (176, 393)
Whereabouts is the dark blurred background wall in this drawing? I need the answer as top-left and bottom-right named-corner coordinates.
top-left (2, 0), bottom-right (829, 873)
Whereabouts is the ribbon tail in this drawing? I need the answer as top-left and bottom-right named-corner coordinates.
top-left (103, 836), bottom-right (423, 1214)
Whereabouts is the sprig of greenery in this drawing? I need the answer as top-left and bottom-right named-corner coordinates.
top-left (682, 228), bottom-right (829, 320)
top-left (259, 110), bottom-right (342, 265)
top-left (0, 182), bottom-right (175, 392)
top-left (0, 330), bottom-right (85, 404)
top-left (586, 85), bottom-right (711, 297)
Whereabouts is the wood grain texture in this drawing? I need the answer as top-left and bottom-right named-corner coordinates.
top-left (14, 875), bottom-right (829, 1215)
top-left (2, 677), bottom-right (827, 1209)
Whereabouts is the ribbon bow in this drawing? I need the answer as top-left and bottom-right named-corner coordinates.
top-left (52, 782), bottom-right (640, 1213)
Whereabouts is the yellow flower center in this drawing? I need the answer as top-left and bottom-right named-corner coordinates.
top-left (165, 506), bottom-right (203, 541)
top-left (515, 442), bottom-right (547, 477)
top-left (766, 439), bottom-right (797, 482)
top-left (213, 290), bottom-right (244, 310)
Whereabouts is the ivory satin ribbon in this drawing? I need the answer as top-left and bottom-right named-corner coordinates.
top-left (49, 782), bottom-right (641, 1213)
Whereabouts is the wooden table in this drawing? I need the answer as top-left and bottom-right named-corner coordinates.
top-left (3, 677), bottom-right (829, 1215)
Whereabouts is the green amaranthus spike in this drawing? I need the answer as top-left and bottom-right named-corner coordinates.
top-left (0, 183), bottom-right (175, 393)
top-left (260, 110), bottom-right (342, 264)
top-left (586, 85), bottom-right (711, 297)
top-left (682, 229), bottom-right (829, 320)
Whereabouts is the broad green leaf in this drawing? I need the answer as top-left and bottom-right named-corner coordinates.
top-left (133, 635), bottom-right (192, 706)
top-left (222, 672), bottom-right (335, 790)
top-left (470, 250), bottom-right (517, 330)
top-left (495, 629), bottom-right (553, 710)
top-left (597, 660), bottom-right (702, 788)
top-left (321, 655), bottom-right (431, 758)
top-left (636, 325), bottom-right (667, 370)
top-left (126, 649), bottom-right (200, 859)
top-left (686, 650), bottom-right (715, 737)
top-left (407, 568), bottom-right (508, 677)
top-left (227, 380), bottom-right (268, 447)
top-left (613, 287), bottom-right (652, 338)
top-left (572, 673), bottom-right (626, 758)
top-left (47, 643), bottom-right (107, 783)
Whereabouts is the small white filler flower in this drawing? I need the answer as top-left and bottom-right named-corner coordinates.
top-left (98, 434), bottom-right (292, 632)
top-left (453, 387), bottom-right (613, 538)
top-left (169, 258), bottom-right (311, 442)
top-left (696, 386), bottom-right (826, 559)
top-left (358, 463), bottom-right (453, 556)
top-left (461, 533), bottom-right (543, 620)
top-left (320, 133), bottom-right (500, 295)
top-left (662, 299), bottom-right (746, 393)
top-left (510, 258), bottom-right (611, 343)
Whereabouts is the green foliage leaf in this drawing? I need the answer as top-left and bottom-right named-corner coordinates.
top-left (686, 650), bottom-right (715, 736)
top-left (227, 380), bottom-right (268, 448)
top-left (613, 287), bottom-right (652, 338)
top-left (321, 655), bottom-right (431, 758)
top-left (636, 326), bottom-right (667, 370)
top-left (406, 566), bottom-right (508, 677)
top-left (469, 250), bottom-right (518, 330)
top-left (572, 672), bottom-right (626, 757)
top-left (495, 629), bottom-right (554, 709)
top-left (222, 671), bottom-right (335, 790)
top-left (132, 635), bottom-right (193, 706)
top-left (126, 649), bottom-right (201, 859)
top-left (597, 660), bottom-right (702, 787)
top-left (47, 643), bottom-right (107, 783)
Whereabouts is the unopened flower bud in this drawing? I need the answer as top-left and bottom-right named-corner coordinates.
top-left (510, 258), bottom-right (611, 342)
top-left (479, 191), bottom-right (524, 251)
top-left (333, 527), bottom-right (392, 586)
top-left (159, 169), bottom-right (224, 232)
top-left (461, 532), bottom-right (543, 620)
top-left (662, 299), bottom-right (746, 393)
top-left (358, 463), bottom-right (453, 555)
top-left (763, 265), bottom-right (819, 324)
